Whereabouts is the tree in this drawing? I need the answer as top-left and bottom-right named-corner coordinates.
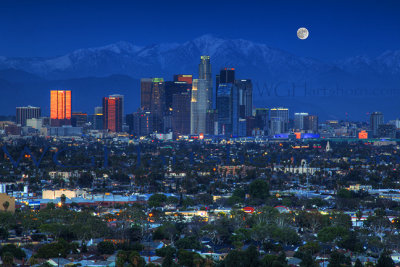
top-left (60, 194), bottom-right (66, 206)
top-left (78, 173), bottom-right (94, 188)
top-left (129, 251), bottom-right (145, 267)
top-left (97, 241), bottom-right (115, 255)
top-left (249, 179), bottom-right (270, 200)
top-left (0, 227), bottom-right (9, 241)
top-left (299, 252), bottom-right (317, 267)
top-left (355, 259), bottom-right (363, 267)
top-left (376, 251), bottom-right (394, 267)
top-left (2, 201), bottom-right (10, 211)
top-left (148, 194), bottom-right (167, 207)
top-left (327, 251), bottom-right (351, 267)
top-left (1, 252), bottom-right (13, 267)
top-left (0, 244), bottom-right (26, 260)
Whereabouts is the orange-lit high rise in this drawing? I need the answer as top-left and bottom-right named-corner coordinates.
top-left (103, 95), bottom-right (123, 132)
top-left (50, 90), bottom-right (72, 126)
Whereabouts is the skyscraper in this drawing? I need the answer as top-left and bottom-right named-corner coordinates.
top-left (50, 90), bottom-right (71, 126)
top-left (16, 106), bottom-right (41, 126)
top-left (270, 108), bottom-right (289, 134)
top-left (174, 74), bottom-right (193, 84)
top-left (109, 94), bottom-right (125, 123)
top-left (165, 80), bottom-right (191, 112)
top-left (71, 112), bottom-right (88, 127)
top-left (172, 92), bottom-right (191, 136)
top-left (255, 108), bottom-right (269, 135)
top-left (304, 115), bottom-right (319, 133)
top-left (294, 112), bottom-right (309, 131)
top-left (140, 78), bottom-right (165, 132)
top-left (216, 68), bottom-right (235, 111)
top-left (103, 95), bottom-right (123, 132)
top-left (217, 83), bottom-right (239, 136)
top-left (199, 56), bottom-right (212, 109)
top-left (235, 79), bottom-right (253, 118)
top-left (370, 111), bottom-right (384, 137)
top-left (191, 79), bottom-right (208, 135)
top-left (219, 68), bottom-right (235, 84)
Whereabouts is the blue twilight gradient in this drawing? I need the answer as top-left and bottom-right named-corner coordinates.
top-left (0, 0), bottom-right (399, 61)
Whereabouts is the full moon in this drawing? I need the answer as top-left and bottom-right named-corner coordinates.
top-left (297, 27), bottom-right (309, 40)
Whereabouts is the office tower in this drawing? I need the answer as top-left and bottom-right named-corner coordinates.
top-left (71, 112), bottom-right (88, 127)
top-left (206, 110), bottom-right (218, 135)
top-left (165, 80), bottom-right (191, 112)
top-left (103, 95), bottom-right (123, 132)
top-left (191, 79), bottom-right (208, 135)
top-left (235, 79), bottom-right (253, 118)
top-left (270, 108), bottom-right (289, 133)
top-left (370, 111), bottom-right (384, 137)
top-left (50, 90), bottom-right (72, 126)
top-left (219, 68), bottom-right (235, 83)
top-left (93, 107), bottom-right (103, 130)
top-left (128, 110), bottom-right (154, 136)
top-left (255, 108), bottom-right (269, 134)
top-left (304, 115), bottom-right (319, 133)
top-left (109, 94), bottom-right (124, 122)
top-left (172, 92), bottom-right (191, 136)
top-left (140, 78), bottom-right (165, 132)
top-left (93, 114), bottom-right (103, 130)
top-left (217, 83), bottom-right (239, 136)
top-left (246, 116), bottom-right (256, 136)
top-left (16, 106), bottom-right (41, 126)
top-left (378, 124), bottom-right (396, 138)
top-left (294, 112), bottom-right (309, 131)
top-left (216, 68), bottom-right (235, 107)
top-left (94, 106), bottom-right (103, 115)
top-left (174, 74), bottom-right (193, 84)
top-left (199, 56), bottom-right (213, 109)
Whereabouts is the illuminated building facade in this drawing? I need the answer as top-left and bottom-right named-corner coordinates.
top-left (50, 90), bottom-right (71, 126)
top-left (103, 95), bottom-right (123, 132)
top-left (191, 79), bottom-right (208, 135)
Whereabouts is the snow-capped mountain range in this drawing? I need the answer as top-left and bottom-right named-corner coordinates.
top-left (1, 34), bottom-right (399, 82)
top-left (0, 34), bottom-right (399, 119)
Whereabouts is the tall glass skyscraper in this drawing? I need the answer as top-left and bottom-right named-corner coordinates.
top-left (217, 83), bottom-right (239, 136)
top-left (235, 79), bottom-right (253, 119)
top-left (191, 79), bottom-right (208, 135)
top-left (50, 90), bottom-right (71, 126)
top-left (199, 56), bottom-right (212, 109)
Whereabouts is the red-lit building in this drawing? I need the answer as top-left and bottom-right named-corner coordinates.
top-left (173, 74), bottom-right (193, 84)
top-left (103, 95), bottom-right (123, 132)
top-left (50, 90), bottom-right (71, 126)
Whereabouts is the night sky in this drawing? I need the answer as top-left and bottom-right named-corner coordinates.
top-left (1, 0), bottom-right (400, 61)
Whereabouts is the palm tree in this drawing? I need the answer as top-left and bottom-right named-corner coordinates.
top-left (2, 201), bottom-right (10, 211)
top-left (60, 194), bottom-right (66, 206)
